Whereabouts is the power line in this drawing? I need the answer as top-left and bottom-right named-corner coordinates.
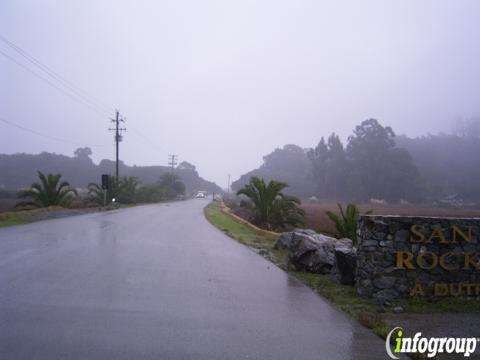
top-left (0, 35), bottom-right (172, 163)
top-left (0, 116), bottom-right (111, 147)
top-left (129, 126), bottom-right (169, 155)
top-left (0, 49), bottom-right (109, 119)
top-left (0, 34), bottom-right (113, 115)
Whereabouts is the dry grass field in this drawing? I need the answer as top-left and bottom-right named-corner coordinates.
top-left (302, 202), bottom-right (480, 236)
top-left (0, 199), bottom-right (17, 213)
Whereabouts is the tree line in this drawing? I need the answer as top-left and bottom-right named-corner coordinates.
top-left (15, 171), bottom-right (188, 209)
top-left (309, 119), bottom-right (420, 202)
top-left (0, 149), bottom-right (221, 195)
top-left (232, 118), bottom-right (480, 204)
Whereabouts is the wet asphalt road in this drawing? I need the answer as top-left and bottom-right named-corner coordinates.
top-left (0, 199), bottom-right (388, 359)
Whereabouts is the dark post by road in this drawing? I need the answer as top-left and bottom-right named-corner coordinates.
top-left (101, 174), bottom-right (109, 207)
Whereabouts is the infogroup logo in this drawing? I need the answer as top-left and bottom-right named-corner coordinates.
top-left (385, 327), bottom-right (479, 359)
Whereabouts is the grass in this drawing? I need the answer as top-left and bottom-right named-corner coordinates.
top-left (0, 199), bottom-right (182, 229)
top-left (405, 295), bottom-right (480, 314)
top-left (0, 205), bottom-right (108, 228)
top-left (0, 214), bottom-right (28, 227)
top-left (302, 202), bottom-right (480, 235)
top-left (0, 210), bottom-right (35, 228)
top-left (205, 201), bottom-right (278, 250)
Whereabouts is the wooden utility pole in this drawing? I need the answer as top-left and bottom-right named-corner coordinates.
top-left (168, 154), bottom-right (178, 174)
top-left (109, 110), bottom-right (126, 181)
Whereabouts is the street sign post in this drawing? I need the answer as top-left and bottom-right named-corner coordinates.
top-left (101, 174), bottom-right (109, 207)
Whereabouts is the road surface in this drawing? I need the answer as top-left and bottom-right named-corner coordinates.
top-left (0, 199), bottom-right (388, 359)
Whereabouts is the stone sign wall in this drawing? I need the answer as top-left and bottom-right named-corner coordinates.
top-left (356, 215), bottom-right (480, 304)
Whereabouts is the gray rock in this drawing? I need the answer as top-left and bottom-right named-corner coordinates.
top-left (274, 232), bottom-right (293, 250)
top-left (295, 228), bottom-right (318, 236)
top-left (362, 239), bottom-right (378, 247)
top-left (394, 229), bottom-right (409, 242)
top-left (288, 231), bottom-right (354, 274)
top-left (357, 284), bottom-right (374, 297)
top-left (335, 238), bottom-right (353, 250)
top-left (373, 276), bottom-right (396, 289)
top-left (331, 246), bottom-right (357, 285)
top-left (373, 289), bottom-right (399, 305)
top-left (393, 306), bottom-right (404, 314)
top-left (274, 229), bottom-right (318, 250)
top-left (288, 232), bottom-right (335, 273)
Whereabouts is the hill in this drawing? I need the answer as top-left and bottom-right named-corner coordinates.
top-left (0, 148), bottom-right (222, 195)
top-left (231, 144), bottom-right (316, 198)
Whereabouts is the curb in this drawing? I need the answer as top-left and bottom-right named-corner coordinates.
top-left (218, 201), bottom-right (280, 238)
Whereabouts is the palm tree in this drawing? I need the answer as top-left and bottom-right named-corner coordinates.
top-left (326, 203), bottom-right (371, 243)
top-left (270, 194), bottom-right (306, 230)
top-left (87, 176), bottom-right (139, 205)
top-left (237, 177), bottom-right (305, 230)
top-left (87, 176), bottom-right (118, 206)
top-left (16, 171), bottom-right (77, 208)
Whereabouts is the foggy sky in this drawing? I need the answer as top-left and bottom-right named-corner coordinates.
top-left (1, 0), bottom-right (479, 187)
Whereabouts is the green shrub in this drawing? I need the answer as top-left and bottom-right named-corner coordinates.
top-left (326, 203), bottom-right (371, 243)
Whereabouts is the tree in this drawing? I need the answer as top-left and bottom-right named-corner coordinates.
top-left (237, 177), bottom-right (305, 230)
top-left (177, 161), bottom-right (197, 173)
top-left (325, 134), bottom-right (348, 199)
top-left (16, 171), bottom-right (77, 208)
top-left (306, 120), bottom-right (421, 202)
top-left (158, 173), bottom-right (186, 199)
top-left (307, 138), bottom-right (329, 195)
top-left (453, 117), bottom-right (480, 139)
top-left (74, 147), bottom-right (92, 159)
top-left (136, 184), bottom-right (166, 203)
top-left (87, 177), bottom-right (119, 206)
top-left (172, 180), bottom-right (186, 196)
top-left (308, 134), bottom-right (348, 199)
top-left (326, 203), bottom-right (370, 243)
top-left (232, 144), bottom-right (315, 198)
top-left (270, 195), bottom-right (306, 230)
top-left (0, 152), bottom-right (222, 194)
top-left (382, 147), bottom-right (421, 202)
top-left (346, 119), bottom-right (396, 200)
top-left (87, 176), bottom-right (139, 205)
top-left (117, 177), bottom-right (140, 204)
top-left (348, 119), bottom-right (396, 152)
top-left (396, 133), bottom-right (480, 202)
top-left (345, 119), bottom-right (420, 202)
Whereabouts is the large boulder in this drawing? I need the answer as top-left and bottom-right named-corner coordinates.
top-left (274, 229), bottom-right (317, 251)
top-left (286, 231), bottom-right (353, 274)
top-left (275, 229), bottom-right (355, 275)
top-left (331, 243), bottom-right (357, 285)
top-left (274, 232), bottom-right (294, 250)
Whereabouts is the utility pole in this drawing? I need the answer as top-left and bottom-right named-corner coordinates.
top-left (168, 154), bottom-right (178, 174)
top-left (109, 110), bottom-right (126, 181)
top-left (227, 174), bottom-right (231, 193)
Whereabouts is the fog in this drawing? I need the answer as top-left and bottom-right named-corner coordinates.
top-left (1, 0), bottom-right (479, 187)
